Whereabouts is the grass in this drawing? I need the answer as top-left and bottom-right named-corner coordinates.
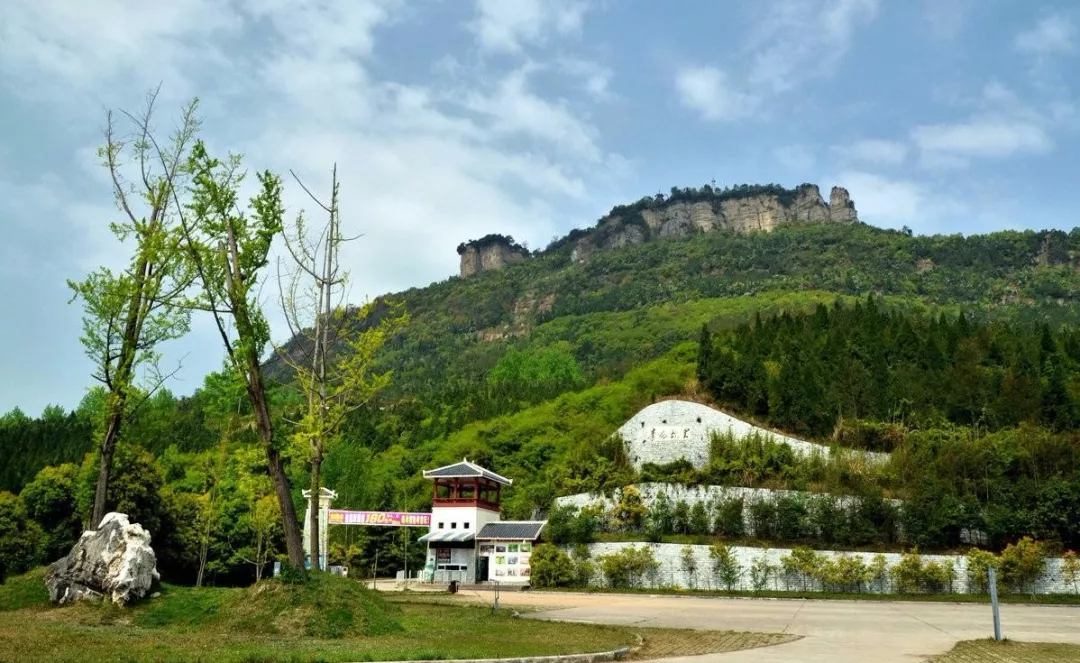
top-left (932, 639), bottom-right (1080, 662)
top-left (0, 570), bottom-right (792, 663)
top-left (0, 567), bottom-right (48, 611)
top-left (537, 585), bottom-right (1080, 605)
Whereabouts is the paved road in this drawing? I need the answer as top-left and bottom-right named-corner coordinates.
top-left (445, 589), bottom-right (1080, 662)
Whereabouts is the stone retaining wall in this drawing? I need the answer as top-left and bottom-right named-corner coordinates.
top-left (571, 542), bottom-right (1073, 595)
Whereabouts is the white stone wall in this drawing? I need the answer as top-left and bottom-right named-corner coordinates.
top-left (573, 542), bottom-right (1074, 595)
top-left (555, 483), bottom-right (902, 537)
top-left (616, 400), bottom-right (887, 470)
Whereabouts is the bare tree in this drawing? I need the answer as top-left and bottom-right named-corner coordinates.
top-left (68, 87), bottom-right (198, 527)
top-left (275, 166), bottom-right (405, 571)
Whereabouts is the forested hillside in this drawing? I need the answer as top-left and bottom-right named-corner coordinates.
top-left (4, 214), bottom-right (1080, 585)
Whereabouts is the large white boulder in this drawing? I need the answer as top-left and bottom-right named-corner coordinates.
top-left (45, 512), bottom-right (160, 606)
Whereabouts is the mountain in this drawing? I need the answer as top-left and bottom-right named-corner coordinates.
top-left (6, 181), bottom-right (1080, 584)
top-left (457, 182), bottom-right (858, 278)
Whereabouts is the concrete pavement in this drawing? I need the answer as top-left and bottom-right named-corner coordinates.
top-left (445, 589), bottom-right (1080, 662)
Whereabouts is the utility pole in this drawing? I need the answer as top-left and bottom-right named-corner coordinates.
top-left (989, 567), bottom-right (1003, 641)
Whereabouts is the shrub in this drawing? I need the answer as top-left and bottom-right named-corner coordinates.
top-left (922, 559), bottom-right (955, 594)
top-left (644, 491), bottom-right (673, 542)
top-left (531, 543), bottom-right (573, 588)
top-left (547, 503), bottom-right (601, 545)
top-left (965, 548), bottom-right (999, 594)
top-left (713, 496), bottom-right (745, 537)
top-left (999, 537), bottom-right (1047, 595)
top-left (680, 545), bottom-right (699, 588)
top-left (569, 544), bottom-right (595, 587)
top-left (869, 554), bottom-right (888, 593)
top-left (672, 500), bottom-right (691, 535)
top-left (709, 542), bottom-right (742, 591)
top-left (689, 501), bottom-right (710, 536)
top-left (1062, 550), bottom-right (1080, 594)
top-left (890, 549), bottom-right (924, 594)
top-left (781, 546), bottom-right (823, 591)
top-left (821, 554), bottom-right (871, 593)
top-left (748, 498), bottom-right (777, 540)
top-left (749, 552), bottom-right (774, 592)
top-left (599, 545), bottom-right (661, 589)
top-left (612, 487), bottom-right (647, 532)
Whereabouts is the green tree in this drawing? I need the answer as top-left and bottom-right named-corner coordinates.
top-left (67, 90), bottom-right (198, 528)
top-left (0, 492), bottom-right (43, 581)
top-left (179, 141), bottom-right (304, 568)
top-left (19, 464), bottom-right (82, 561)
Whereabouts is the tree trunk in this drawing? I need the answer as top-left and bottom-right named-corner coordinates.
top-left (91, 405), bottom-right (124, 528)
top-left (309, 450), bottom-right (323, 571)
top-left (246, 358), bottom-right (305, 569)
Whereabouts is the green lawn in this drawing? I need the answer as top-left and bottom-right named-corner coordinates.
top-left (0, 570), bottom-right (793, 663)
top-left (933, 640), bottom-right (1080, 662)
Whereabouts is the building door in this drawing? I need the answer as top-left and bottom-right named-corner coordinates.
top-left (476, 556), bottom-right (489, 583)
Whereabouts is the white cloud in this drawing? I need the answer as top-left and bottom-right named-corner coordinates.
top-left (470, 0), bottom-right (589, 53)
top-left (0, 0), bottom-right (242, 103)
top-left (1015, 14), bottom-right (1076, 57)
top-left (0, 0), bottom-right (625, 411)
top-left (911, 82), bottom-right (1060, 167)
top-left (774, 145), bottom-right (816, 172)
top-left (837, 139), bottom-right (908, 165)
top-left (748, 0), bottom-right (880, 93)
top-left (837, 171), bottom-right (930, 222)
top-left (674, 66), bottom-right (757, 122)
top-left (912, 120), bottom-right (1052, 160)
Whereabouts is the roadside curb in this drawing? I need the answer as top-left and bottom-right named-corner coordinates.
top-left (345, 647), bottom-right (632, 663)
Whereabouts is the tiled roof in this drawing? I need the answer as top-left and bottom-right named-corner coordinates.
top-left (422, 459), bottom-right (513, 485)
top-left (477, 521), bottom-right (546, 540)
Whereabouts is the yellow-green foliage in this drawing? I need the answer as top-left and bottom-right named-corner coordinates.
top-left (966, 548), bottom-right (999, 593)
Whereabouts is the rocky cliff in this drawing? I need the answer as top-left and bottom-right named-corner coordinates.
top-left (457, 183), bottom-right (858, 276)
top-left (569, 183), bottom-right (857, 263)
top-left (457, 234), bottom-right (529, 278)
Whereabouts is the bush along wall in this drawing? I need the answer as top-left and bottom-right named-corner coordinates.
top-left (530, 538), bottom-right (1080, 595)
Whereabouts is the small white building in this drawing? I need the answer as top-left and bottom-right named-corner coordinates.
top-left (418, 459), bottom-right (546, 585)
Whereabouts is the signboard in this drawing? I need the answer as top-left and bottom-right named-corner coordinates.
top-left (327, 510), bottom-right (431, 528)
top-left (436, 548), bottom-right (451, 562)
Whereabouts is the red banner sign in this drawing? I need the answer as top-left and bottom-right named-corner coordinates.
top-left (327, 510), bottom-right (431, 528)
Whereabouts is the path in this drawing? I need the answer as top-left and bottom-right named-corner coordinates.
top-left (439, 587), bottom-right (1080, 662)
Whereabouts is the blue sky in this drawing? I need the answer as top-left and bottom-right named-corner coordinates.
top-left (1, 0), bottom-right (1078, 416)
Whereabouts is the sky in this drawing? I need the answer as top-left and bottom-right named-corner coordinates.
top-left (1, 0), bottom-right (1079, 416)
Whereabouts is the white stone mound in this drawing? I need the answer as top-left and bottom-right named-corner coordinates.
top-left (45, 512), bottom-right (160, 606)
top-left (618, 400), bottom-right (888, 470)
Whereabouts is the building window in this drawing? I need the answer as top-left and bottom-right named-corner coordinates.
top-left (464, 522), bottom-right (470, 529)
top-left (439, 522), bottom-right (445, 529)
top-left (451, 522), bottom-right (457, 529)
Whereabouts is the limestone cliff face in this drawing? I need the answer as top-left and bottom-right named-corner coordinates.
top-left (457, 183), bottom-right (859, 275)
top-left (570, 183), bottom-right (858, 264)
top-left (458, 235), bottom-right (529, 278)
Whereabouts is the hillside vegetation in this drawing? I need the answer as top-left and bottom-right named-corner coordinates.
top-left (4, 214), bottom-right (1080, 584)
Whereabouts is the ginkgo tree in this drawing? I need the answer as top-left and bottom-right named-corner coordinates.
top-left (274, 165), bottom-right (406, 571)
top-left (176, 141), bottom-right (307, 568)
top-left (68, 88), bottom-right (198, 528)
